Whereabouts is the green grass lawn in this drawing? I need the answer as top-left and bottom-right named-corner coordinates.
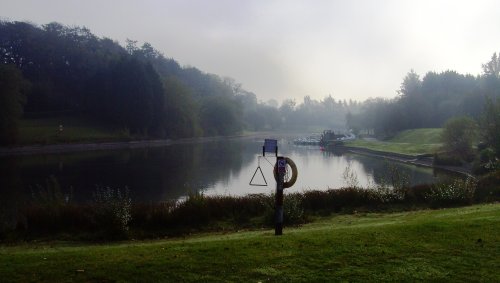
top-left (17, 117), bottom-right (131, 145)
top-left (389, 128), bottom-right (443, 144)
top-left (346, 128), bottom-right (443, 155)
top-left (1, 203), bottom-right (498, 282)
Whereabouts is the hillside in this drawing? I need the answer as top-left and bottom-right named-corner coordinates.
top-left (0, 21), bottom-right (253, 144)
top-left (389, 128), bottom-right (442, 144)
top-left (1, 203), bottom-right (498, 282)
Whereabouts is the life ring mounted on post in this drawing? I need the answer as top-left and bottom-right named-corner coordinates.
top-left (273, 157), bottom-right (298, 188)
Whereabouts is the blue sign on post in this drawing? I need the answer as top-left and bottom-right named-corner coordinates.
top-left (263, 139), bottom-right (278, 156)
top-left (277, 158), bottom-right (286, 174)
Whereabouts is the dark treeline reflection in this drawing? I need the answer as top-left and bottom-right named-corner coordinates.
top-left (0, 140), bottom-right (252, 203)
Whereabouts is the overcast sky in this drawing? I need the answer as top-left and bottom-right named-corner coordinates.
top-left (2, 0), bottom-right (500, 103)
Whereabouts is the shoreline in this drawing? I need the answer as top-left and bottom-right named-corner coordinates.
top-left (0, 136), bottom-right (472, 176)
top-left (341, 146), bottom-right (472, 176)
top-left (0, 131), bottom-right (293, 157)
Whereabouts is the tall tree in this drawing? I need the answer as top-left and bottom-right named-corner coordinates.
top-left (398, 69), bottom-right (421, 97)
top-left (482, 52), bottom-right (500, 78)
top-left (398, 70), bottom-right (428, 129)
top-left (480, 52), bottom-right (500, 100)
top-left (481, 98), bottom-right (500, 158)
top-left (441, 116), bottom-right (477, 160)
top-left (1, 20), bottom-right (253, 139)
top-left (199, 96), bottom-right (242, 136)
top-left (162, 76), bottom-right (201, 138)
top-left (94, 57), bottom-right (164, 135)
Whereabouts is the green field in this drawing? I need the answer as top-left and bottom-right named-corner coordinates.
top-left (17, 117), bottom-right (130, 145)
top-left (346, 128), bottom-right (443, 155)
top-left (1, 203), bottom-right (498, 282)
top-left (388, 128), bottom-right (443, 144)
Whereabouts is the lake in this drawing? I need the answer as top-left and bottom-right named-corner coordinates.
top-left (0, 136), bottom-right (456, 203)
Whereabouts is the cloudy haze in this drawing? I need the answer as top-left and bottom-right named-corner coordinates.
top-left (2, 0), bottom-right (500, 103)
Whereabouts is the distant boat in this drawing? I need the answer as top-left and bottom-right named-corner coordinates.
top-left (293, 134), bottom-right (322, 145)
top-left (293, 130), bottom-right (355, 147)
top-left (320, 130), bottom-right (356, 147)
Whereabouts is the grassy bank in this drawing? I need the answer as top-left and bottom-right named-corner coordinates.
top-left (17, 117), bottom-right (131, 145)
top-left (345, 128), bottom-right (443, 155)
top-left (1, 203), bottom-right (498, 282)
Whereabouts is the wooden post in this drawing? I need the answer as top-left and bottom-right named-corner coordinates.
top-left (275, 156), bottom-right (285, 236)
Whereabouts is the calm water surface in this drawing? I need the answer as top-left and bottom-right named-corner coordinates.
top-left (0, 137), bottom-right (455, 203)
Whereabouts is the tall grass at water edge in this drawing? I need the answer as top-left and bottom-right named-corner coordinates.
top-left (1, 172), bottom-right (499, 242)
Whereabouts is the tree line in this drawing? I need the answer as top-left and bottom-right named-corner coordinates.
top-left (0, 21), bottom-right (369, 145)
top-left (239, 93), bottom-right (359, 132)
top-left (345, 53), bottom-right (500, 169)
top-left (0, 21), bottom-right (259, 144)
top-left (2, 20), bottom-right (499, 153)
top-left (347, 54), bottom-right (500, 138)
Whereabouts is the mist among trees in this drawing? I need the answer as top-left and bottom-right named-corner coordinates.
top-left (346, 54), bottom-right (500, 138)
top-left (0, 21), bottom-right (248, 143)
top-left (1, 20), bottom-right (500, 149)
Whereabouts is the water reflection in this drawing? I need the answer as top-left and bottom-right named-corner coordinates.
top-left (201, 139), bottom-right (453, 196)
top-left (0, 138), bottom-right (456, 203)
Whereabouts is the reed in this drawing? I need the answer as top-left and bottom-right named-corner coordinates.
top-left (1, 175), bottom-right (498, 242)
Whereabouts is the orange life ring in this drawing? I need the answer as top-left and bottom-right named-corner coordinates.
top-left (273, 157), bottom-right (298, 188)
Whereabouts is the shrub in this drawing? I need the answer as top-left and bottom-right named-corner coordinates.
top-left (342, 162), bottom-right (359, 188)
top-left (475, 170), bottom-right (500, 202)
top-left (17, 176), bottom-right (82, 237)
top-left (383, 163), bottom-right (410, 192)
top-left (372, 186), bottom-right (405, 203)
top-left (30, 175), bottom-right (70, 207)
top-left (301, 190), bottom-right (336, 213)
top-left (330, 187), bottom-right (379, 211)
top-left (473, 148), bottom-right (499, 174)
top-left (21, 204), bottom-right (93, 236)
top-left (0, 205), bottom-right (14, 237)
top-left (130, 201), bottom-right (176, 230)
top-left (92, 186), bottom-right (132, 238)
top-left (301, 188), bottom-right (381, 213)
top-left (283, 193), bottom-right (306, 224)
top-left (425, 177), bottom-right (477, 207)
top-left (441, 116), bottom-right (477, 161)
top-left (404, 184), bottom-right (433, 203)
top-left (434, 152), bottom-right (463, 166)
top-left (169, 192), bottom-right (271, 229)
top-left (4, 173), bottom-right (498, 242)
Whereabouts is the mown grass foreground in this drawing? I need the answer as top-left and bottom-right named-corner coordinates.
top-left (346, 128), bottom-right (443, 155)
top-left (1, 203), bottom-right (498, 282)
